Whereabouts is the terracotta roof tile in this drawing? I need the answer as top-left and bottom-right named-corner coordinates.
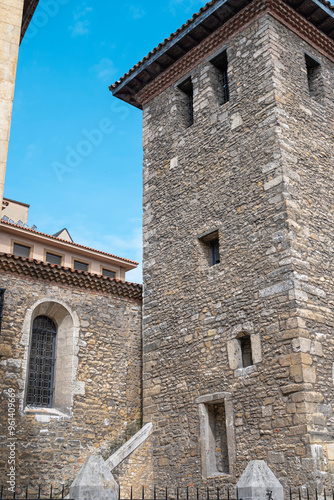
top-left (0, 220), bottom-right (138, 267)
top-left (0, 253), bottom-right (142, 301)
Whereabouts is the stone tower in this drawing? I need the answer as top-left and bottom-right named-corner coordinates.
top-left (111, 0), bottom-right (334, 488)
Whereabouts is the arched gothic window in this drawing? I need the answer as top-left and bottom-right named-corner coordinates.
top-left (26, 315), bottom-right (57, 408)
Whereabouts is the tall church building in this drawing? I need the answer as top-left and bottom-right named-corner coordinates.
top-left (111, 0), bottom-right (334, 488)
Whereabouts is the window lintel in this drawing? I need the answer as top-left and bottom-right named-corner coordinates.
top-left (195, 392), bottom-right (232, 405)
top-left (198, 228), bottom-right (219, 242)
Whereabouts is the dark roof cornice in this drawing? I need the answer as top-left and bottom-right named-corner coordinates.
top-left (110, 0), bottom-right (334, 109)
top-left (20, 0), bottom-right (40, 42)
top-left (0, 253), bottom-right (142, 302)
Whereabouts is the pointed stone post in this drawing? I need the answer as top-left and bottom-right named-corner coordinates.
top-left (70, 455), bottom-right (119, 500)
top-left (236, 461), bottom-right (284, 500)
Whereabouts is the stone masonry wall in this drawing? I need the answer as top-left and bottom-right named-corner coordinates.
top-left (141, 11), bottom-right (334, 489)
top-left (113, 433), bottom-right (154, 497)
top-left (267, 17), bottom-right (334, 482)
top-left (0, 269), bottom-right (142, 493)
top-left (0, 0), bottom-right (24, 204)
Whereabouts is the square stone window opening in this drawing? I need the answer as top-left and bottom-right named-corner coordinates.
top-left (227, 331), bottom-right (262, 377)
top-left (198, 229), bottom-right (220, 267)
top-left (196, 392), bottom-right (235, 478)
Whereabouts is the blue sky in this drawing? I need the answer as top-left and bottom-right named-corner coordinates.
top-left (5, 0), bottom-right (206, 283)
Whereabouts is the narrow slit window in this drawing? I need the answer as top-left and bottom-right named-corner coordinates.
top-left (210, 239), bottom-right (220, 266)
top-left (199, 230), bottom-right (220, 267)
top-left (211, 51), bottom-right (229, 105)
top-left (178, 77), bottom-right (194, 127)
top-left (305, 54), bottom-right (322, 102)
top-left (0, 289), bottom-right (5, 334)
top-left (26, 316), bottom-right (57, 408)
top-left (239, 334), bottom-right (253, 368)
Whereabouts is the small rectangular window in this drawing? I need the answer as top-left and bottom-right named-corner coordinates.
top-left (46, 252), bottom-right (62, 265)
top-left (102, 269), bottom-right (116, 278)
top-left (305, 54), bottom-right (322, 102)
top-left (210, 239), bottom-right (220, 266)
top-left (210, 51), bottom-right (229, 105)
top-left (239, 335), bottom-right (253, 368)
top-left (199, 230), bottom-right (220, 267)
top-left (178, 77), bottom-right (194, 127)
top-left (74, 260), bottom-right (89, 271)
top-left (0, 289), bottom-right (5, 334)
top-left (13, 243), bottom-right (31, 258)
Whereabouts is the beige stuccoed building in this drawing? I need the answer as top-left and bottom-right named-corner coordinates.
top-left (0, 198), bottom-right (137, 279)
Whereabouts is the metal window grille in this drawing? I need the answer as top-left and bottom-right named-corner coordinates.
top-left (0, 289), bottom-right (5, 334)
top-left (26, 316), bottom-right (56, 408)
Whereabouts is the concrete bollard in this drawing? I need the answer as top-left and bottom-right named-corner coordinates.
top-left (70, 455), bottom-right (119, 500)
top-left (236, 460), bottom-right (284, 500)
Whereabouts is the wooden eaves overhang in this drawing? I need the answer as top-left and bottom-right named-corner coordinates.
top-left (110, 0), bottom-right (334, 109)
top-left (20, 0), bottom-right (40, 43)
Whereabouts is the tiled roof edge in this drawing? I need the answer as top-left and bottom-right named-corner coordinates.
top-left (0, 220), bottom-right (138, 267)
top-left (0, 253), bottom-right (142, 301)
top-left (110, 0), bottom-right (334, 92)
top-left (110, 0), bottom-right (219, 91)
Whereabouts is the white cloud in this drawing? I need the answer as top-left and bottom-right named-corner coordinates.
top-left (70, 20), bottom-right (90, 36)
top-left (69, 4), bottom-right (93, 37)
top-left (128, 5), bottom-right (145, 19)
top-left (25, 144), bottom-right (37, 161)
top-left (91, 58), bottom-right (118, 83)
top-left (74, 5), bottom-right (93, 20)
top-left (166, 0), bottom-right (204, 16)
top-left (72, 226), bottom-right (143, 284)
